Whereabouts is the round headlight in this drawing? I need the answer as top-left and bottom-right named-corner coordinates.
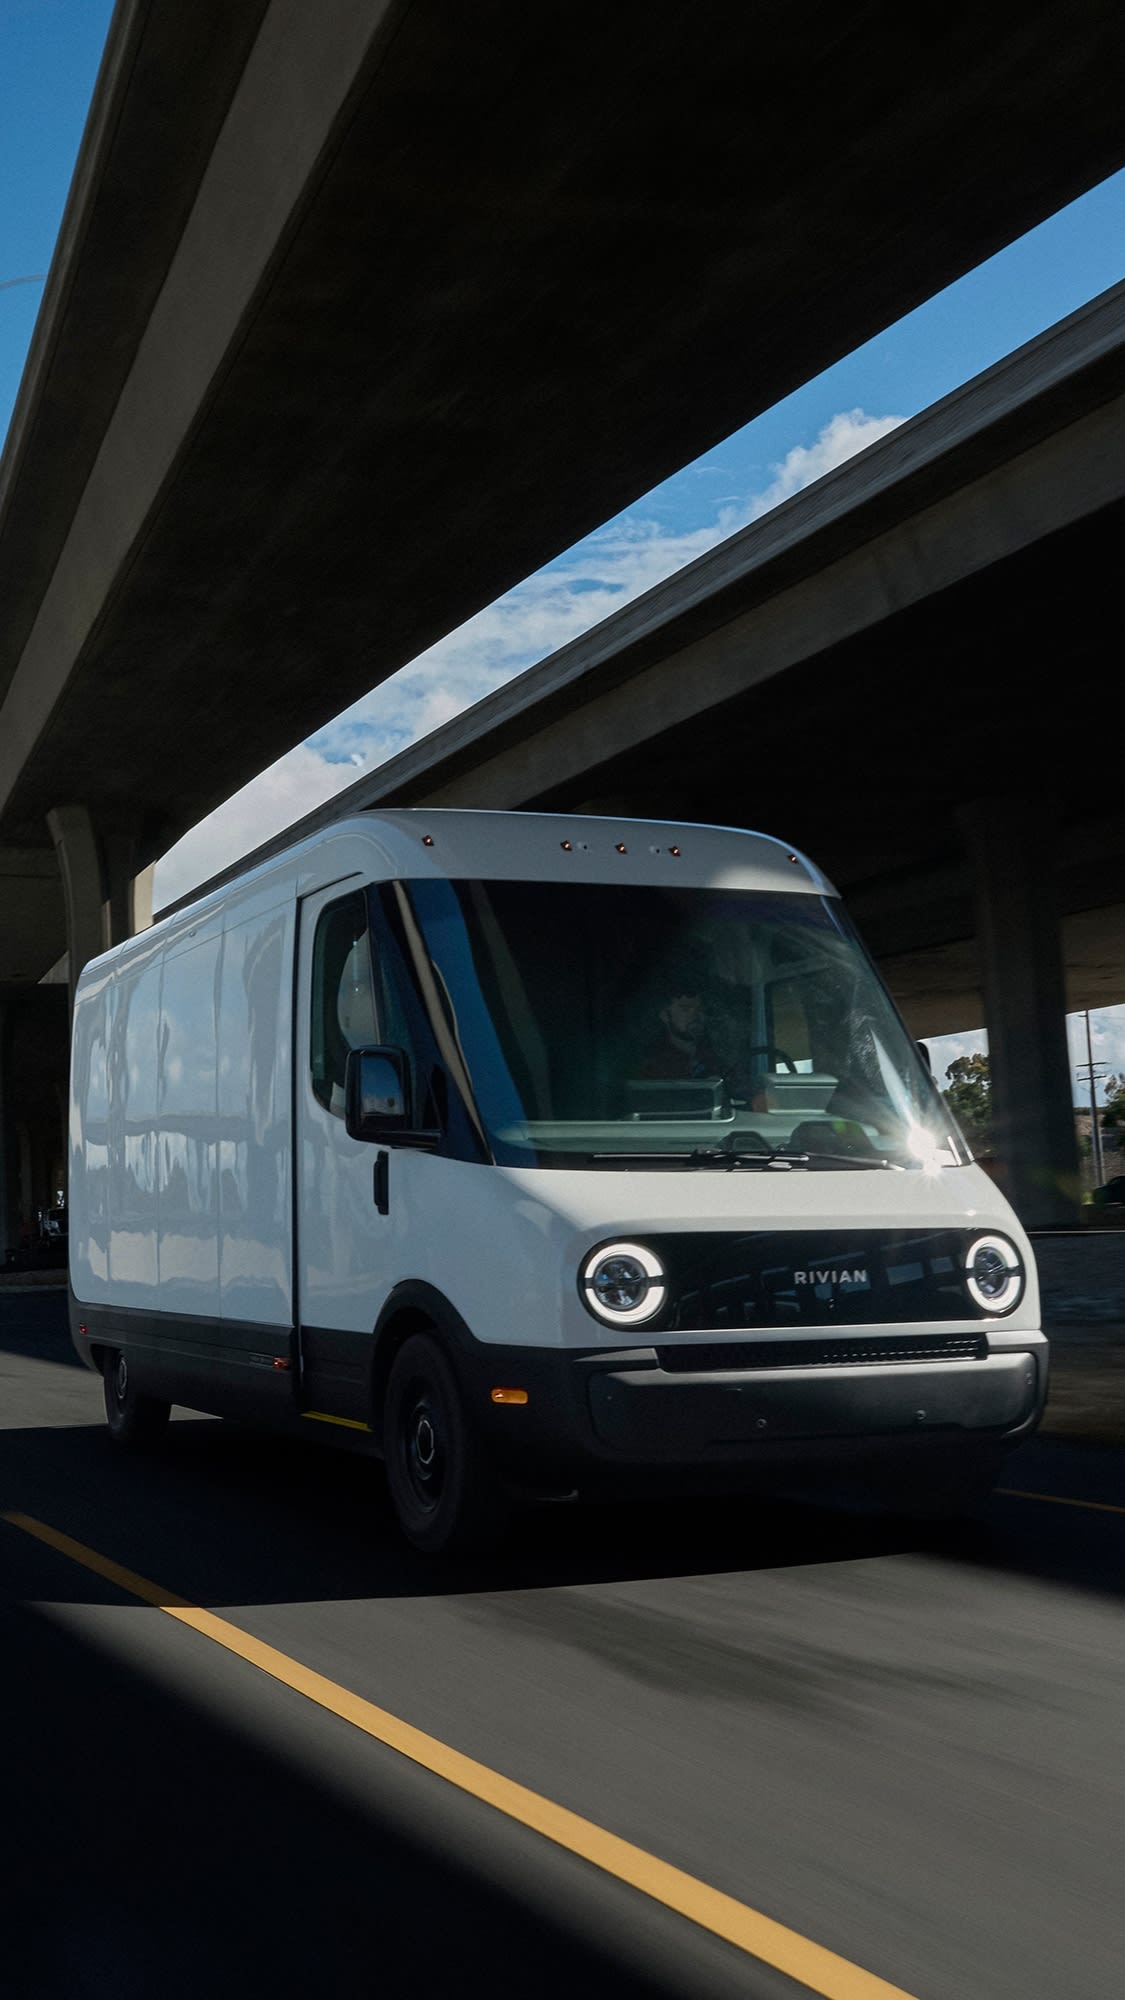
top-left (580, 1242), bottom-right (667, 1326)
top-left (964, 1234), bottom-right (1024, 1314)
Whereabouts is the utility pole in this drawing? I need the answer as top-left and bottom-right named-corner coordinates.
top-left (1076, 1009), bottom-right (1108, 1188)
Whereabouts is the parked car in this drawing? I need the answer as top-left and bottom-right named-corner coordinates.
top-left (1092, 1176), bottom-right (1125, 1208)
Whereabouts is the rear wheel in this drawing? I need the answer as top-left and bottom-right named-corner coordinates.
top-left (103, 1348), bottom-right (171, 1448)
top-left (383, 1332), bottom-right (504, 1554)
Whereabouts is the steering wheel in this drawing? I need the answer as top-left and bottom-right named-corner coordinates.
top-left (743, 1044), bottom-right (797, 1073)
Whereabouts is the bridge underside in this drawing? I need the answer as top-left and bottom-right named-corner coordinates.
top-left (3, 3), bottom-right (1125, 1235)
top-left (5, 0), bottom-right (1125, 934)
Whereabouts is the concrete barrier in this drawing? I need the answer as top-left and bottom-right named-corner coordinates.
top-left (1031, 1229), bottom-right (1125, 1323)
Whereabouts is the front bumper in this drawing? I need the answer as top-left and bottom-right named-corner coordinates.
top-left (458, 1330), bottom-right (1048, 1491)
top-left (586, 1351), bottom-right (1039, 1456)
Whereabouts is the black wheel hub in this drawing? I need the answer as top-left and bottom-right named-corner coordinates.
top-left (404, 1389), bottom-right (446, 1510)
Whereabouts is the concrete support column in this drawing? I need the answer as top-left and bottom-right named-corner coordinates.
top-left (0, 994), bottom-right (12, 1262)
top-left (102, 832), bottom-right (152, 945)
top-left (132, 863), bottom-right (155, 933)
top-left (47, 805), bottom-right (151, 1012)
top-left (0, 985), bottom-right (71, 1263)
top-left (959, 798), bottom-right (1079, 1227)
top-left (47, 805), bottom-right (108, 1004)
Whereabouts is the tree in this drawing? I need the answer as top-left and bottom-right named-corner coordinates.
top-left (943, 1052), bottom-right (992, 1151)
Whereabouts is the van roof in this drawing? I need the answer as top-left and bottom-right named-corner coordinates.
top-left (82, 809), bottom-right (836, 985)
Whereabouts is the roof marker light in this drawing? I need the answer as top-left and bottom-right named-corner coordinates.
top-left (615, 843), bottom-right (627, 854)
top-left (788, 853), bottom-right (800, 864)
top-left (422, 835), bottom-right (435, 847)
top-left (669, 846), bottom-right (681, 857)
top-left (561, 840), bottom-right (572, 851)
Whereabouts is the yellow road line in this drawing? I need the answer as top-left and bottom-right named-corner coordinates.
top-left (997, 1487), bottom-right (1125, 1517)
top-left (4, 1509), bottom-right (916, 2000)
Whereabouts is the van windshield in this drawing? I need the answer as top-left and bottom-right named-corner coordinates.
top-left (398, 879), bottom-right (967, 1171)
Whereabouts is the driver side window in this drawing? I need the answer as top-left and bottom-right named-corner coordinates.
top-left (310, 892), bottom-right (380, 1115)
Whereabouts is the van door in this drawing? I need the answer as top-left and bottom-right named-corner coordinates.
top-left (294, 881), bottom-right (392, 1424)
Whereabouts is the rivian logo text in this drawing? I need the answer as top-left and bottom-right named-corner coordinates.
top-left (794, 1268), bottom-right (869, 1286)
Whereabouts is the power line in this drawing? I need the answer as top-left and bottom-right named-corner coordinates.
top-left (1076, 1009), bottom-right (1108, 1185)
top-left (0, 274), bottom-right (46, 293)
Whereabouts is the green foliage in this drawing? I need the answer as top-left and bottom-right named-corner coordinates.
top-left (943, 1052), bottom-right (992, 1151)
top-left (1103, 1074), bottom-right (1125, 1138)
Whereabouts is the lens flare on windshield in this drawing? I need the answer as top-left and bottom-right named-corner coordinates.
top-left (905, 1122), bottom-right (950, 1175)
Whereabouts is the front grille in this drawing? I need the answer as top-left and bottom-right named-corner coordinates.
top-left (647, 1228), bottom-right (976, 1329)
top-left (655, 1334), bottom-right (988, 1373)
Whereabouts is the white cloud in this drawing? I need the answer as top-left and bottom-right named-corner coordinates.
top-left (154, 408), bottom-right (903, 907)
top-left (746, 409), bottom-right (902, 514)
top-left (154, 743), bottom-right (379, 907)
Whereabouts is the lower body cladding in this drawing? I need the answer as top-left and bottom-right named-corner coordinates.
top-left (461, 1329), bottom-right (1048, 1500)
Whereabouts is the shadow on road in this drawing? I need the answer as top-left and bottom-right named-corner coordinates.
top-left (2, 1578), bottom-right (749, 2000)
top-left (3, 1410), bottom-right (1121, 1615)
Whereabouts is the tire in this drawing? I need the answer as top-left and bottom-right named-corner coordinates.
top-left (103, 1348), bottom-right (171, 1448)
top-left (383, 1332), bottom-right (504, 1554)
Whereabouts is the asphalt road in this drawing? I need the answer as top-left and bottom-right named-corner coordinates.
top-left (2, 1290), bottom-right (1122, 2000)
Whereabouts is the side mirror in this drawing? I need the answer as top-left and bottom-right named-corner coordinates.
top-left (344, 1046), bottom-right (412, 1140)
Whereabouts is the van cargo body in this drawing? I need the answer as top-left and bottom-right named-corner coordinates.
top-left (68, 812), bottom-right (1046, 1549)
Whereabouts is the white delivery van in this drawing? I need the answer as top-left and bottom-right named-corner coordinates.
top-left (68, 811), bottom-right (1046, 1550)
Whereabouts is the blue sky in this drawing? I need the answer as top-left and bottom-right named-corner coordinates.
top-left (0, 0), bottom-right (114, 424)
top-left (3, 1), bottom-right (1125, 1101)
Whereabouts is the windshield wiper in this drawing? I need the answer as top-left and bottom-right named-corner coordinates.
top-left (791, 1149), bottom-right (894, 1170)
top-left (585, 1149), bottom-right (772, 1168)
top-left (589, 1147), bottom-right (801, 1170)
top-left (686, 1145), bottom-right (893, 1170)
top-left (585, 1150), bottom-right (741, 1165)
top-left (687, 1146), bottom-right (782, 1169)
top-left (588, 1144), bottom-right (892, 1168)
top-left (587, 1146), bottom-right (894, 1170)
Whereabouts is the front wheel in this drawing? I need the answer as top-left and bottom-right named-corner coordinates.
top-left (383, 1333), bottom-right (504, 1554)
top-left (103, 1348), bottom-right (171, 1448)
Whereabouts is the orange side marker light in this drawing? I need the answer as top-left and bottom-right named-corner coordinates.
top-left (490, 1387), bottom-right (529, 1406)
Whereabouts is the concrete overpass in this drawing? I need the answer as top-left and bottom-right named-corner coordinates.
top-left (5, 0), bottom-right (1125, 987)
top-left (191, 280), bottom-right (1125, 1226)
